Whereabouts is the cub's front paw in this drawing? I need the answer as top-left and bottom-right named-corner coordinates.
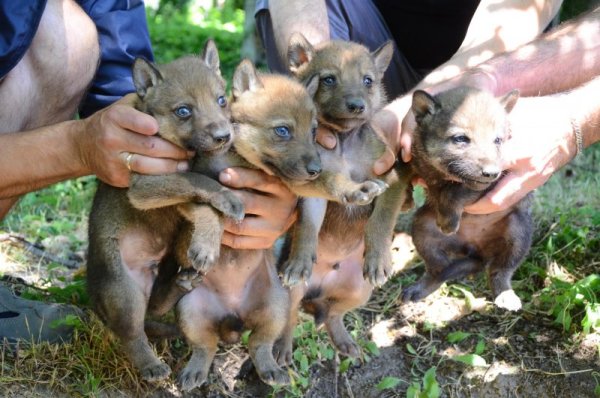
top-left (282, 252), bottom-right (316, 286)
top-left (363, 248), bottom-right (392, 287)
top-left (343, 179), bottom-right (388, 206)
top-left (187, 235), bottom-right (220, 272)
top-left (209, 190), bottom-right (245, 221)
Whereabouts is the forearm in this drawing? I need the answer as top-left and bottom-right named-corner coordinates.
top-left (268, 0), bottom-right (329, 62)
top-left (0, 120), bottom-right (89, 198)
top-left (483, 6), bottom-right (600, 97)
top-left (420, 0), bottom-right (562, 87)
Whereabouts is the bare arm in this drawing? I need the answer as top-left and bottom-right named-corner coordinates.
top-left (465, 75), bottom-right (600, 214)
top-left (268, 0), bottom-right (330, 63)
top-left (421, 0), bottom-right (562, 87)
top-left (0, 94), bottom-right (190, 200)
top-left (377, 0), bottom-right (564, 161)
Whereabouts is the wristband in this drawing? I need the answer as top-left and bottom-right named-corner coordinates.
top-left (571, 118), bottom-right (584, 156)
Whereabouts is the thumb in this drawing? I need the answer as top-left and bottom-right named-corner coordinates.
top-left (373, 145), bottom-right (396, 175)
top-left (316, 126), bottom-right (337, 149)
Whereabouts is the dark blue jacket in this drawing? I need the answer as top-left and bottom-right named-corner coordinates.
top-left (0, 0), bottom-right (154, 117)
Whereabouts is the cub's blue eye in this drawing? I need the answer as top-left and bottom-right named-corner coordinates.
top-left (274, 126), bottom-right (290, 138)
top-left (174, 106), bottom-right (192, 118)
top-left (452, 135), bottom-right (470, 144)
top-left (363, 76), bottom-right (373, 87)
top-left (217, 96), bottom-right (227, 107)
top-left (493, 137), bottom-right (502, 145)
top-left (321, 76), bottom-right (336, 86)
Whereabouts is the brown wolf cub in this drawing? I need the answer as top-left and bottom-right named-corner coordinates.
top-left (272, 34), bottom-right (410, 362)
top-left (158, 60), bottom-right (323, 391)
top-left (86, 40), bottom-right (243, 381)
top-left (402, 87), bottom-right (533, 311)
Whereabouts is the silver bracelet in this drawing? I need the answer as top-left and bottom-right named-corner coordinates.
top-left (571, 118), bottom-right (584, 157)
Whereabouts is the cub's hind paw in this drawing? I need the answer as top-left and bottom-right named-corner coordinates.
top-left (177, 367), bottom-right (207, 392)
top-left (140, 361), bottom-right (171, 382)
top-left (494, 289), bottom-right (522, 312)
top-left (176, 268), bottom-right (203, 291)
top-left (257, 366), bottom-right (290, 386)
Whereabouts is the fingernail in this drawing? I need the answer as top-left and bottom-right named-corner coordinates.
top-left (219, 170), bottom-right (231, 183)
top-left (400, 148), bottom-right (408, 163)
top-left (324, 135), bottom-right (336, 148)
top-left (374, 159), bottom-right (386, 175)
top-left (177, 161), bottom-right (189, 172)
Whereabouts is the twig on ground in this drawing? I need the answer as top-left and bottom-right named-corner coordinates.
top-left (0, 233), bottom-right (81, 269)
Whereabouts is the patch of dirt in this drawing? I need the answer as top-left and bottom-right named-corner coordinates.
top-left (0, 234), bottom-right (598, 398)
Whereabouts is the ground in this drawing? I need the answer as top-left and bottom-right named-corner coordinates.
top-left (0, 222), bottom-right (598, 397)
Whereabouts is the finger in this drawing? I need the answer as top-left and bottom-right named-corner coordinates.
top-left (316, 126), bottom-right (337, 149)
top-left (464, 172), bottom-right (531, 214)
top-left (373, 145), bottom-right (396, 175)
top-left (219, 167), bottom-right (295, 197)
top-left (108, 102), bottom-right (159, 137)
top-left (223, 207), bottom-right (298, 235)
top-left (120, 153), bottom-right (190, 175)
top-left (221, 231), bottom-right (273, 250)
top-left (123, 133), bottom-right (191, 161)
top-left (399, 132), bottom-right (413, 163)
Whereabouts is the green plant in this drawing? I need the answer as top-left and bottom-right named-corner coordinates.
top-left (406, 367), bottom-right (440, 398)
top-left (539, 274), bottom-right (600, 334)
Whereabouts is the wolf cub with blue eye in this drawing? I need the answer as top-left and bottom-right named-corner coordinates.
top-left (87, 40), bottom-right (244, 382)
top-left (401, 86), bottom-right (534, 312)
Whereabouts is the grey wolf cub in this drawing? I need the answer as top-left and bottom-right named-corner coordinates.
top-left (402, 87), bottom-right (533, 311)
top-left (272, 34), bottom-right (410, 362)
top-left (86, 40), bottom-right (243, 381)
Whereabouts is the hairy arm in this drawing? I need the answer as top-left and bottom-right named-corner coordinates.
top-left (268, 0), bottom-right (330, 64)
top-left (465, 75), bottom-right (600, 214)
top-left (377, 0), bottom-right (564, 161)
top-left (478, 5), bottom-right (600, 96)
top-left (0, 95), bottom-right (190, 218)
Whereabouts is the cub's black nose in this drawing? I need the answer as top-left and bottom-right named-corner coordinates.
top-left (213, 132), bottom-right (231, 145)
top-left (306, 159), bottom-right (322, 178)
top-left (346, 98), bottom-right (366, 114)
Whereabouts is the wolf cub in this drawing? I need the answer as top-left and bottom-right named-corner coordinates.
top-left (402, 87), bottom-right (533, 311)
top-left (87, 40), bottom-right (243, 381)
top-left (271, 34), bottom-right (410, 362)
top-left (165, 60), bottom-right (323, 391)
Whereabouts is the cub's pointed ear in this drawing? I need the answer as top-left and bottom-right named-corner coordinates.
top-left (305, 74), bottom-right (319, 98)
top-left (288, 32), bottom-right (315, 75)
top-left (412, 90), bottom-right (440, 121)
top-left (499, 89), bottom-right (519, 113)
top-left (372, 40), bottom-right (394, 78)
top-left (202, 39), bottom-right (221, 76)
top-left (232, 59), bottom-right (263, 100)
top-left (132, 57), bottom-right (162, 98)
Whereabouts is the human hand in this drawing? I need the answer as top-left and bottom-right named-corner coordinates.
top-left (79, 93), bottom-right (192, 187)
top-left (465, 96), bottom-right (577, 214)
top-left (219, 167), bottom-right (298, 249)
